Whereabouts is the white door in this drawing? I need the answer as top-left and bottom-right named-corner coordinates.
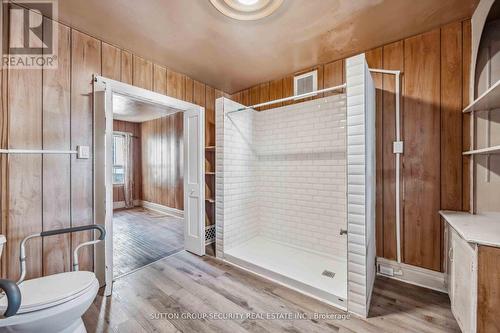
top-left (94, 80), bottom-right (114, 296)
top-left (183, 108), bottom-right (206, 255)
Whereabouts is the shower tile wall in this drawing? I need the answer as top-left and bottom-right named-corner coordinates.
top-left (254, 95), bottom-right (347, 255)
top-left (215, 98), bottom-right (259, 256)
top-left (216, 95), bottom-right (347, 258)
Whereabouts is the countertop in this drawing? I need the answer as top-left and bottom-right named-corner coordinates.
top-left (440, 210), bottom-right (500, 248)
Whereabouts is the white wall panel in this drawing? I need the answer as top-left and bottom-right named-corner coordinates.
top-left (346, 53), bottom-right (376, 317)
top-left (216, 96), bottom-right (348, 257)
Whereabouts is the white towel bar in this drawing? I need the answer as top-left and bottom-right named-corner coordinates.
top-left (0, 149), bottom-right (78, 154)
top-left (0, 146), bottom-right (90, 159)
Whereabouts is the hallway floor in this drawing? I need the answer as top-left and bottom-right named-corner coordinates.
top-left (84, 251), bottom-right (460, 333)
top-left (113, 207), bottom-right (184, 278)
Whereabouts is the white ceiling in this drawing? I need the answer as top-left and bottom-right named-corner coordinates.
top-left (113, 94), bottom-right (179, 123)
top-left (51, 0), bottom-right (478, 93)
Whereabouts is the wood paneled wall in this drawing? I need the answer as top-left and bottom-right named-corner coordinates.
top-left (141, 113), bottom-right (183, 210)
top-left (0, 4), bottom-right (226, 279)
top-left (112, 120), bottom-right (142, 203)
top-left (231, 20), bottom-right (471, 272)
top-left (477, 245), bottom-right (500, 333)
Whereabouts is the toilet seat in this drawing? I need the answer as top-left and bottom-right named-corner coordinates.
top-left (0, 271), bottom-right (96, 314)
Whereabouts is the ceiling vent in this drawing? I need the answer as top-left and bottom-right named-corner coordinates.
top-left (294, 70), bottom-right (318, 100)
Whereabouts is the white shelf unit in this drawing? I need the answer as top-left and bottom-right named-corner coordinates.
top-left (462, 79), bottom-right (500, 156)
top-left (462, 146), bottom-right (500, 156)
top-left (463, 79), bottom-right (500, 113)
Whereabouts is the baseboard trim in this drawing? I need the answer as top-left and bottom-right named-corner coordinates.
top-left (376, 257), bottom-right (446, 293)
top-left (113, 200), bottom-right (141, 210)
top-left (140, 200), bottom-right (184, 218)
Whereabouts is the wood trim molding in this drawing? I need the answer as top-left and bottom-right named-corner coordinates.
top-left (113, 200), bottom-right (141, 210)
top-left (140, 200), bottom-right (184, 218)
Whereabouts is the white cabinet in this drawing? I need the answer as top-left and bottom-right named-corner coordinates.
top-left (441, 212), bottom-right (500, 333)
top-left (451, 228), bottom-right (477, 333)
top-left (446, 225), bottom-right (478, 333)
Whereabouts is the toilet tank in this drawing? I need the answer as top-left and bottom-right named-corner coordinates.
top-left (0, 235), bottom-right (5, 258)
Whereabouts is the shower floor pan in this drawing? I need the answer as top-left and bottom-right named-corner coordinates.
top-left (224, 236), bottom-right (347, 309)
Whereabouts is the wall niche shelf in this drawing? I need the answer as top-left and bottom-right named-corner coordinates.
top-left (463, 79), bottom-right (500, 113)
top-left (205, 198), bottom-right (215, 203)
top-left (205, 146), bottom-right (215, 151)
top-left (463, 145), bottom-right (500, 156)
top-left (463, 79), bottom-right (500, 157)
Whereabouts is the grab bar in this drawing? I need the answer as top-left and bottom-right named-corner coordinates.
top-left (18, 225), bottom-right (106, 284)
top-left (40, 225), bottom-right (105, 240)
top-left (0, 146), bottom-right (89, 159)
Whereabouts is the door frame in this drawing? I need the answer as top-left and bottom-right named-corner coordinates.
top-left (93, 76), bottom-right (206, 296)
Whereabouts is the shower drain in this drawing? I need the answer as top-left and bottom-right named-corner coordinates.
top-left (322, 270), bottom-right (336, 278)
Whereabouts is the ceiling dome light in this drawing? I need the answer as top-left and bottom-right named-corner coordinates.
top-left (210, 0), bottom-right (284, 21)
top-left (237, 0), bottom-right (259, 5)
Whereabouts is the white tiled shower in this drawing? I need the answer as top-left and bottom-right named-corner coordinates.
top-left (216, 54), bottom-right (376, 316)
top-left (255, 98), bottom-right (347, 255)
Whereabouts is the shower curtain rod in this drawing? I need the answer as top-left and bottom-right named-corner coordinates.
top-left (226, 83), bottom-right (347, 114)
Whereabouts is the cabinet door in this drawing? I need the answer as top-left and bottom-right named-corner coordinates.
top-left (451, 230), bottom-right (477, 333)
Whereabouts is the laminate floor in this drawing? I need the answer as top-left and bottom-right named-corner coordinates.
top-left (84, 250), bottom-right (460, 333)
top-left (113, 207), bottom-right (184, 278)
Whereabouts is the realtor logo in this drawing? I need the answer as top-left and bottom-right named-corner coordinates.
top-left (2, 0), bottom-right (58, 68)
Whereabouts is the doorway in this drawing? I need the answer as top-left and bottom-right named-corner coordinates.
top-left (111, 110), bottom-right (184, 278)
top-left (94, 76), bottom-right (206, 295)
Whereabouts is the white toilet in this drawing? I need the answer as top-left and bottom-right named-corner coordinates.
top-left (0, 231), bottom-right (102, 333)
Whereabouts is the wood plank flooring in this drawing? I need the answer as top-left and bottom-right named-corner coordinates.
top-left (113, 208), bottom-right (184, 277)
top-left (85, 251), bottom-right (460, 333)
